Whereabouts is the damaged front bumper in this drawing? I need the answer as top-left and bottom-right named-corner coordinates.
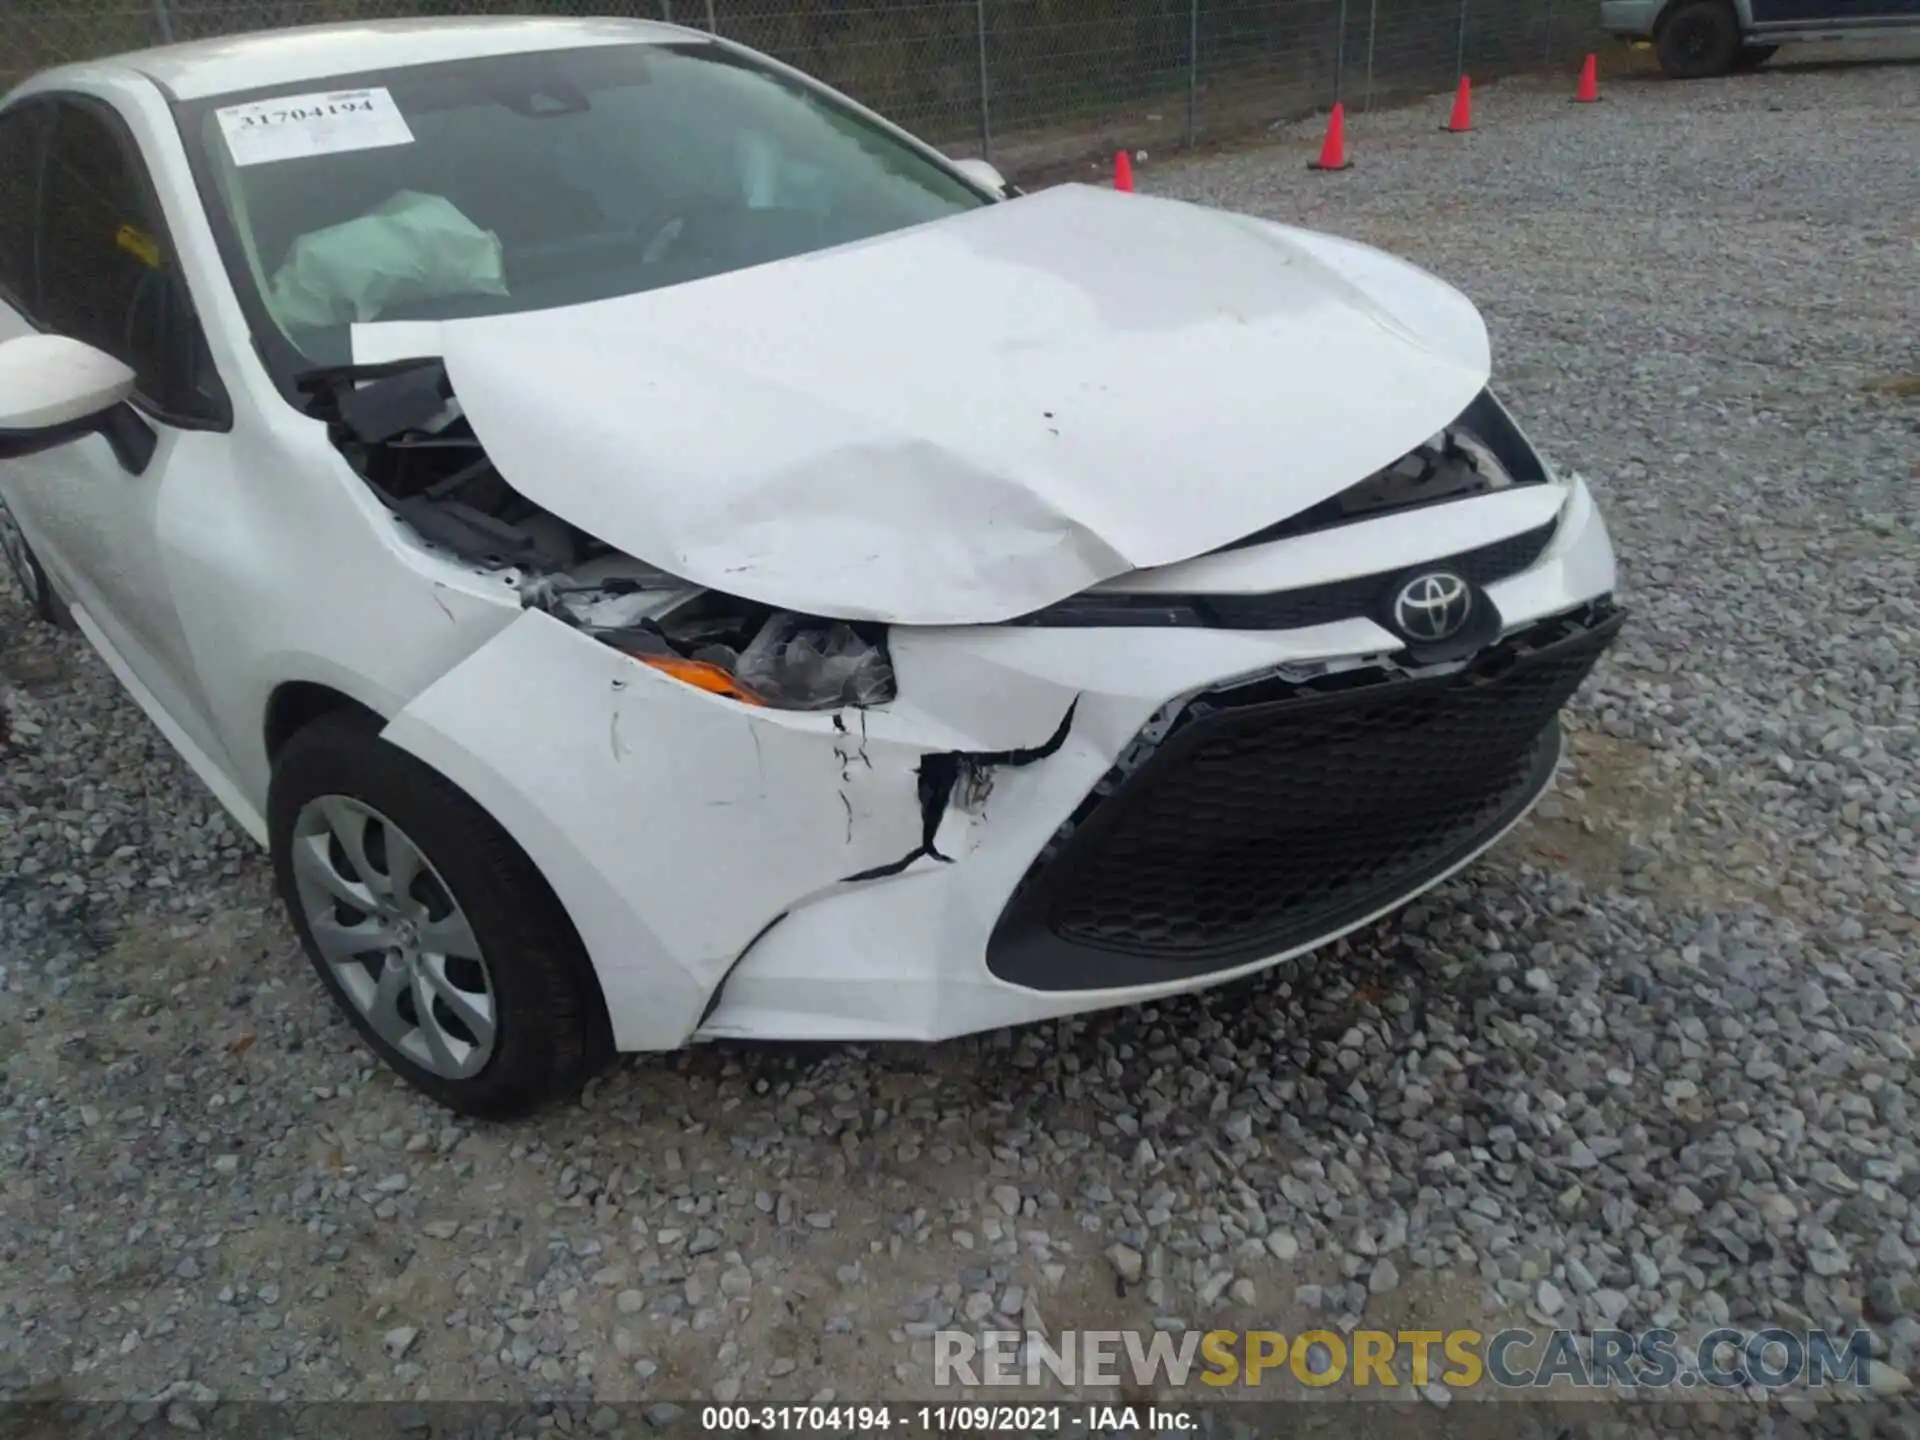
top-left (380, 476), bottom-right (1618, 1050)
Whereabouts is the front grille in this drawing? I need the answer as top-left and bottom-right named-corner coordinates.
top-left (986, 603), bottom-right (1624, 992)
top-left (1203, 520), bottom-right (1557, 630)
top-left (1012, 519), bottom-right (1557, 631)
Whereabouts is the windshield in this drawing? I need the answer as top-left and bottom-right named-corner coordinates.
top-left (175, 41), bottom-right (990, 382)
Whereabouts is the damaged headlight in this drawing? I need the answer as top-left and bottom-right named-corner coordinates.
top-left (549, 586), bottom-right (896, 711)
top-left (723, 610), bottom-right (896, 710)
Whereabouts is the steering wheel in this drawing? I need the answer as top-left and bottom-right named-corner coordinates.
top-left (641, 214), bottom-right (690, 266)
top-left (638, 198), bottom-right (755, 270)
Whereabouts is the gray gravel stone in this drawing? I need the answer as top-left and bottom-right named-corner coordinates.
top-left (382, 1327), bottom-right (418, 1361)
top-left (1867, 1278), bottom-right (1909, 1324)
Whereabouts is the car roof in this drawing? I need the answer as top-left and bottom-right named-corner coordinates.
top-left (31, 16), bottom-right (704, 104)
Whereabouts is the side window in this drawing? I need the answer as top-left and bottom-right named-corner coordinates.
top-left (39, 99), bottom-right (219, 420)
top-left (0, 104), bottom-right (44, 311)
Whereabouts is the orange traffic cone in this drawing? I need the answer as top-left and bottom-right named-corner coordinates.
top-left (1443, 75), bottom-right (1473, 132)
top-left (1308, 103), bottom-right (1353, 171)
top-left (1114, 150), bottom-right (1134, 191)
top-left (1573, 53), bottom-right (1601, 102)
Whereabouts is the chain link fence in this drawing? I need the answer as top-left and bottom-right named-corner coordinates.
top-left (2, 0), bottom-right (1601, 171)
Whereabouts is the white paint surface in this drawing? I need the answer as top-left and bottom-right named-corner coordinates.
top-left (433, 185), bottom-right (1492, 624)
top-left (0, 335), bottom-right (137, 431)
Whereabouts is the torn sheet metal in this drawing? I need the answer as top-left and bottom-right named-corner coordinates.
top-left (416, 183), bottom-right (1489, 625)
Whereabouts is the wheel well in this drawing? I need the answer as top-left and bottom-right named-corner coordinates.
top-left (261, 681), bottom-right (617, 1057)
top-left (264, 682), bottom-right (385, 764)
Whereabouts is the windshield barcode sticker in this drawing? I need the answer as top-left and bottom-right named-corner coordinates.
top-left (215, 87), bottom-right (415, 167)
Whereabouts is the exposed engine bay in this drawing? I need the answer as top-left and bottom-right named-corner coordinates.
top-left (299, 358), bottom-right (895, 710)
top-left (298, 359), bottom-right (1547, 710)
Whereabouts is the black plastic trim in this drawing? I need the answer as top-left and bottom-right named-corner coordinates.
top-left (0, 402), bottom-right (157, 474)
top-left (1011, 519), bottom-right (1557, 631)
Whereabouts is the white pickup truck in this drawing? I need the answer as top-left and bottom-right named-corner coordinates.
top-left (1601, 0), bottom-right (1920, 76)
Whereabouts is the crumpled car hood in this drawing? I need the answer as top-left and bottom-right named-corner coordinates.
top-left (424, 183), bottom-right (1492, 625)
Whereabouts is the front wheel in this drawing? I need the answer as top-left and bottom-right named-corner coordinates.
top-left (268, 711), bottom-right (611, 1118)
top-left (1655, 0), bottom-right (1742, 78)
top-left (0, 496), bottom-right (73, 628)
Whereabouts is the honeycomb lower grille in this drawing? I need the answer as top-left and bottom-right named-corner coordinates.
top-left (986, 603), bottom-right (1624, 992)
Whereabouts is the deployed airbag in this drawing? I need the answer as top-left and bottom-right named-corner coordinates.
top-left (268, 190), bottom-right (509, 330)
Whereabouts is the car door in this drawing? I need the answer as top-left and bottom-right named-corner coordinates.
top-left (0, 92), bottom-right (234, 759)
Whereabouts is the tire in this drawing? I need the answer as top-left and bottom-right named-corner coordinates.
top-left (1655, 0), bottom-right (1742, 78)
top-left (1731, 44), bottom-right (1778, 69)
top-left (268, 710), bottom-right (612, 1119)
top-left (0, 497), bottom-right (74, 629)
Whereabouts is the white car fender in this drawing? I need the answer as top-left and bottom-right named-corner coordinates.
top-left (378, 607), bottom-right (1034, 1050)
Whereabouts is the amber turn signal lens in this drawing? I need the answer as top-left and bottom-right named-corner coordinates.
top-left (633, 654), bottom-right (766, 706)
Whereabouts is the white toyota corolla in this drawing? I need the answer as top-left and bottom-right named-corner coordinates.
top-left (0, 17), bottom-right (1621, 1116)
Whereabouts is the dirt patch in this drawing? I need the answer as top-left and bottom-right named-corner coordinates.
top-left (0, 633), bottom-right (72, 697)
top-left (1862, 373), bottom-right (1920, 400)
top-left (1509, 730), bottom-right (1676, 894)
top-left (1506, 727), bottom-right (1780, 911)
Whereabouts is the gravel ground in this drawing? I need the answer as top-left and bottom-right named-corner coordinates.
top-left (2, 54), bottom-right (1917, 1430)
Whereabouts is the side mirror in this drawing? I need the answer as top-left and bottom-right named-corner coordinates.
top-left (0, 334), bottom-right (139, 462)
top-left (951, 157), bottom-right (1011, 197)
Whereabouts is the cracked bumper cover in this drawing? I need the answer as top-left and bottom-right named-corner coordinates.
top-left (380, 478), bottom-right (1617, 1051)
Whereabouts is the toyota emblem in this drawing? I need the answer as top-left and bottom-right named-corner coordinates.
top-left (1392, 571), bottom-right (1473, 642)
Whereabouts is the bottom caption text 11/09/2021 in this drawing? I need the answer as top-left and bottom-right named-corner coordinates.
top-left (697, 1404), bottom-right (1197, 1434)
